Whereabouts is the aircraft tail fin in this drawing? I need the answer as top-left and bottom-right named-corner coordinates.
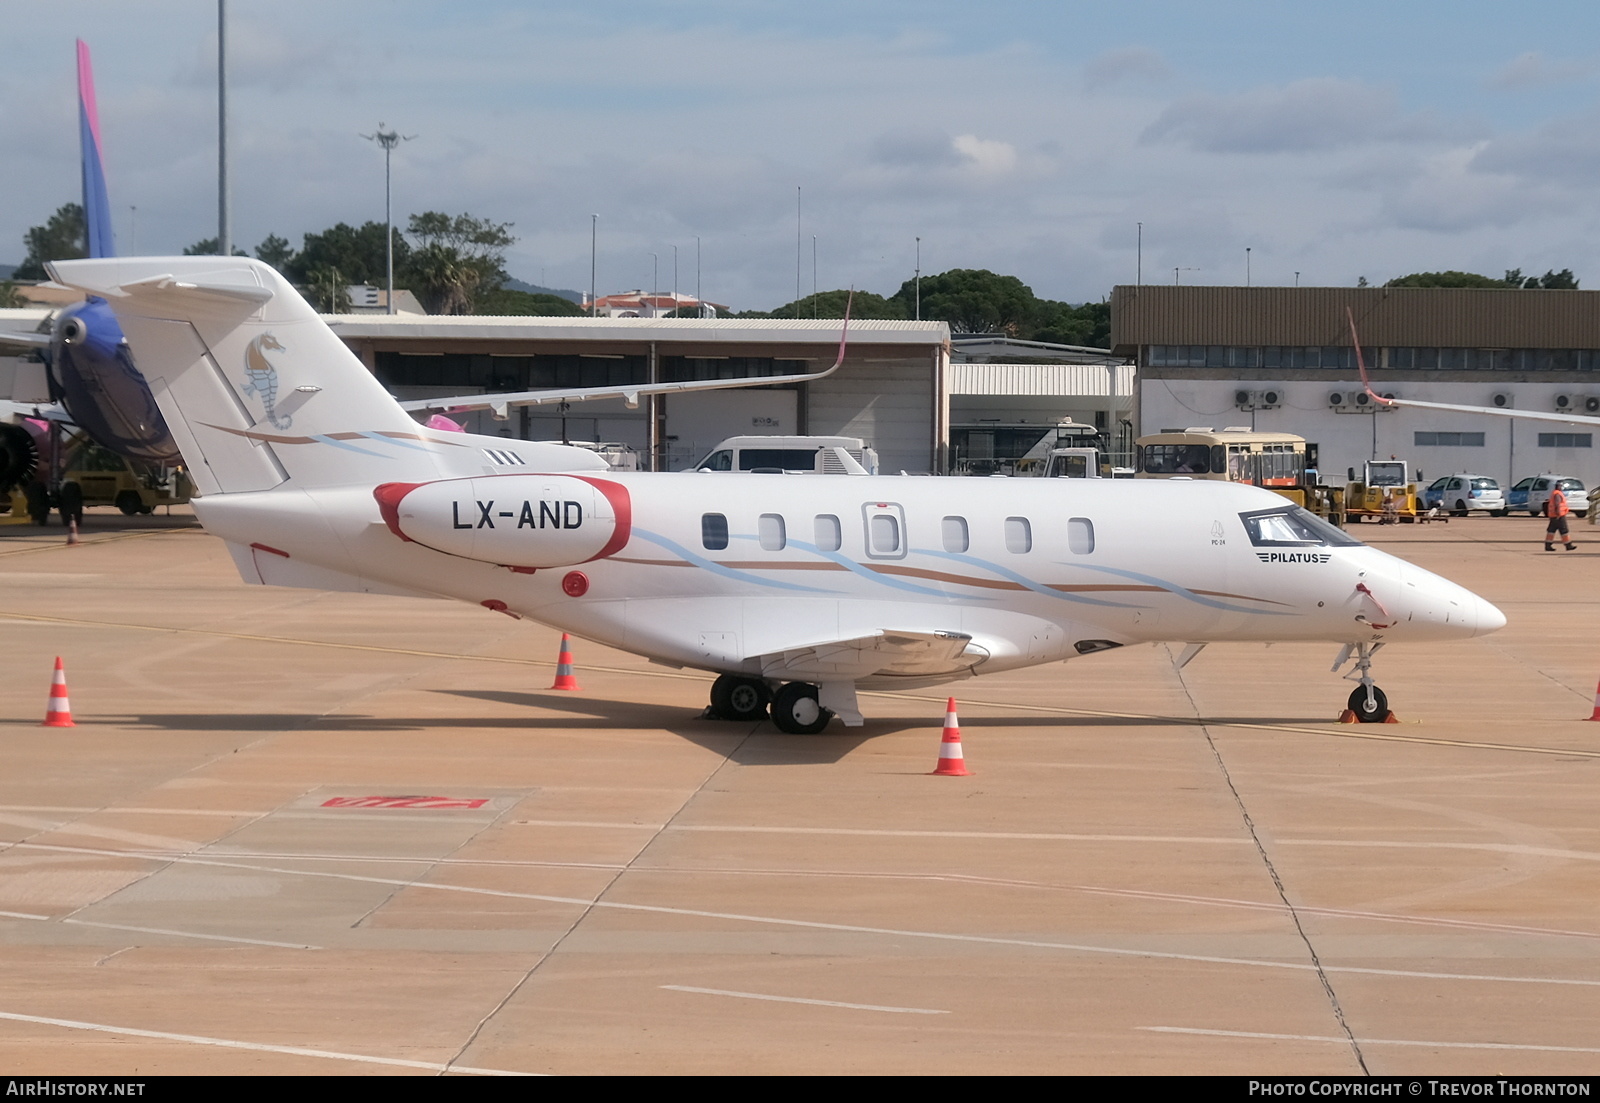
top-left (45, 256), bottom-right (468, 495)
top-left (77, 40), bottom-right (114, 260)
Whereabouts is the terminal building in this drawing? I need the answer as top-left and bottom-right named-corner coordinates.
top-left (1111, 284), bottom-right (1600, 489)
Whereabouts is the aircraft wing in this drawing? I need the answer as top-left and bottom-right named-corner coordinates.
top-left (0, 330), bottom-right (51, 350)
top-left (757, 629), bottom-right (983, 680)
top-left (1347, 307), bottom-right (1600, 426)
top-left (398, 294), bottom-right (855, 414)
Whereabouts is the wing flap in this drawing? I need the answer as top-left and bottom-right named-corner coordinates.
top-left (757, 629), bottom-right (982, 680)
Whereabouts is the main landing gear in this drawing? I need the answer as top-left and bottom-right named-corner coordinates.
top-left (1333, 641), bottom-right (1392, 723)
top-left (706, 674), bottom-right (840, 734)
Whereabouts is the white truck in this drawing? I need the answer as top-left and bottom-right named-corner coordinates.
top-left (693, 435), bottom-right (880, 475)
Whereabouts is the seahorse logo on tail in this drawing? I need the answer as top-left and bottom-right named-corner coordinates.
top-left (241, 333), bottom-right (291, 429)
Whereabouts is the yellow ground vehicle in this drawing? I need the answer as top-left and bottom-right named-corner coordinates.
top-left (1135, 428), bottom-right (1344, 523)
top-left (65, 438), bottom-right (193, 514)
top-left (1344, 460), bottom-right (1419, 522)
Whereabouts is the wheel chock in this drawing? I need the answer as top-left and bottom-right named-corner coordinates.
top-left (1337, 709), bottom-right (1358, 723)
top-left (1382, 711), bottom-right (1400, 723)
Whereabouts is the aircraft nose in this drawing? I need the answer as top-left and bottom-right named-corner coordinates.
top-left (1392, 562), bottom-right (1504, 638)
top-left (1474, 594), bottom-right (1507, 636)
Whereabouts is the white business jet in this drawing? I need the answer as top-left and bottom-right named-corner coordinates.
top-left (46, 257), bottom-right (1505, 730)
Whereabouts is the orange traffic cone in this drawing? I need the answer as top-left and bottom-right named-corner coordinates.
top-left (930, 697), bottom-right (970, 776)
top-left (1585, 679), bottom-right (1600, 721)
top-left (42, 656), bottom-right (75, 728)
top-left (549, 634), bottom-right (581, 691)
top-left (66, 520), bottom-right (81, 547)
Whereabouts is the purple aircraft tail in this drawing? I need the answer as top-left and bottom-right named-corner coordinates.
top-left (77, 39), bottom-right (113, 259)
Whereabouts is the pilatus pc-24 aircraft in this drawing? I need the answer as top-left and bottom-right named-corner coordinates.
top-left (48, 257), bottom-right (1505, 731)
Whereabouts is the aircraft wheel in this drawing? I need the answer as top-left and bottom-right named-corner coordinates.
top-left (771, 682), bottom-right (833, 735)
top-left (1347, 685), bottom-right (1389, 723)
top-left (115, 491), bottom-right (142, 516)
top-left (710, 675), bottom-right (770, 721)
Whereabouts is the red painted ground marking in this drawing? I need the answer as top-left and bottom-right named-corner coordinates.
top-left (320, 796), bottom-right (490, 809)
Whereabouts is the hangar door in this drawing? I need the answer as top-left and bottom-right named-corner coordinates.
top-left (664, 389), bottom-right (799, 471)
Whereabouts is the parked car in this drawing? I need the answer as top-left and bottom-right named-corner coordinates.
top-left (1424, 474), bottom-right (1505, 516)
top-left (1507, 474), bottom-right (1589, 517)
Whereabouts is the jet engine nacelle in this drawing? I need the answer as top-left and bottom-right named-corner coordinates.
top-left (375, 474), bottom-right (631, 569)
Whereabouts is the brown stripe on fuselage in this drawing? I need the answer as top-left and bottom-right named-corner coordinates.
top-left (201, 424), bottom-right (470, 447)
top-left (607, 554), bottom-right (1287, 606)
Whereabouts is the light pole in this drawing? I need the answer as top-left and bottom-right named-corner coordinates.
top-left (672, 244), bottom-right (678, 314)
top-left (650, 252), bottom-right (658, 317)
top-left (915, 236), bottom-right (921, 321)
top-left (696, 235), bottom-right (701, 313)
top-left (590, 214), bottom-right (598, 316)
top-left (1136, 222), bottom-right (1142, 286)
top-left (363, 123), bottom-right (413, 314)
top-left (812, 235), bottom-right (817, 317)
top-left (1246, 247), bottom-right (1251, 287)
top-left (217, 0), bottom-right (229, 257)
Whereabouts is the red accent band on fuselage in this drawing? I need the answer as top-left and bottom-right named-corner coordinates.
top-left (372, 482), bottom-right (423, 542)
top-left (572, 476), bottom-right (632, 561)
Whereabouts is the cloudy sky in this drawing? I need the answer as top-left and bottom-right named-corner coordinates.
top-left (5, 1), bottom-right (1600, 309)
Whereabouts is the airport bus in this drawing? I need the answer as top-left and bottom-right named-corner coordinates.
top-left (1135, 427), bottom-right (1342, 522)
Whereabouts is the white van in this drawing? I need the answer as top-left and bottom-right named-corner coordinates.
top-left (694, 435), bottom-right (879, 475)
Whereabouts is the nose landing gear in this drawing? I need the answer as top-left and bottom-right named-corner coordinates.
top-left (1333, 642), bottom-right (1397, 723)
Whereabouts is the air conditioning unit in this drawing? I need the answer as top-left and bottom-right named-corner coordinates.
top-left (1555, 394), bottom-right (1576, 411)
top-left (1376, 391), bottom-right (1400, 412)
top-left (1585, 396), bottom-right (1600, 414)
top-left (1492, 393), bottom-right (1512, 408)
top-left (1258, 388), bottom-right (1282, 409)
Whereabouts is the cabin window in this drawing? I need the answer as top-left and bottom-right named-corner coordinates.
top-left (814, 514), bottom-right (842, 552)
top-left (871, 514), bottom-right (901, 554)
top-left (1067, 517), bottom-right (1095, 555)
top-left (759, 514), bottom-right (786, 551)
top-left (701, 513), bottom-right (729, 550)
top-left (1005, 516), bottom-right (1032, 554)
top-left (942, 516), bottom-right (969, 553)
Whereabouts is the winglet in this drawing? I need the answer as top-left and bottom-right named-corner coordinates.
top-left (1347, 307), bottom-right (1392, 405)
top-left (830, 289), bottom-right (854, 374)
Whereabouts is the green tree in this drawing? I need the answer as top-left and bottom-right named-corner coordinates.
top-left (475, 288), bottom-right (587, 316)
top-left (757, 289), bottom-right (908, 320)
top-left (893, 268), bottom-right (1038, 334)
top-left (255, 234), bottom-right (295, 273)
top-left (301, 265), bottom-right (352, 313)
top-left (14, 203), bottom-right (86, 280)
top-left (399, 212), bottom-right (516, 313)
top-left (1032, 300), bottom-right (1111, 347)
top-left (287, 222), bottom-right (405, 286)
top-left (1505, 267), bottom-right (1579, 289)
top-left (1384, 271), bottom-right (1509, 288)
top-left (0, 281), bottom-right (25, 308)
top-left (183, 238), bottom-right (248, 257)
top-left (406, 243), bottom-right (480, 315)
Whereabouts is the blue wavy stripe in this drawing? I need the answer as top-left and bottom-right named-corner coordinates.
top-left (1066, 563), bottom-right (1292, 616)
top-left (632, 529), bottom-right (836, 593)
top-left (913, 548), bottom-right (1144, 608)
top-left (308, 434), bottom-right (390, 458)
top-left (764, 536), bottom-right (960, 598)
top-left (357, 431), bottom-right (437, 453)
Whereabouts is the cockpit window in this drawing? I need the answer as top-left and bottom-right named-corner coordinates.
top-left (1238, 506), bottom-right (1362, 548)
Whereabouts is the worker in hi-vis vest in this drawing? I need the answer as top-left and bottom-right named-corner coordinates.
top-left (1546, 484), bottom-right (1577, 552)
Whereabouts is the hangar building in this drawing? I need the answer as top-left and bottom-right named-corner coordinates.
top-left (1112, 284), bottom-right (1600, 489)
